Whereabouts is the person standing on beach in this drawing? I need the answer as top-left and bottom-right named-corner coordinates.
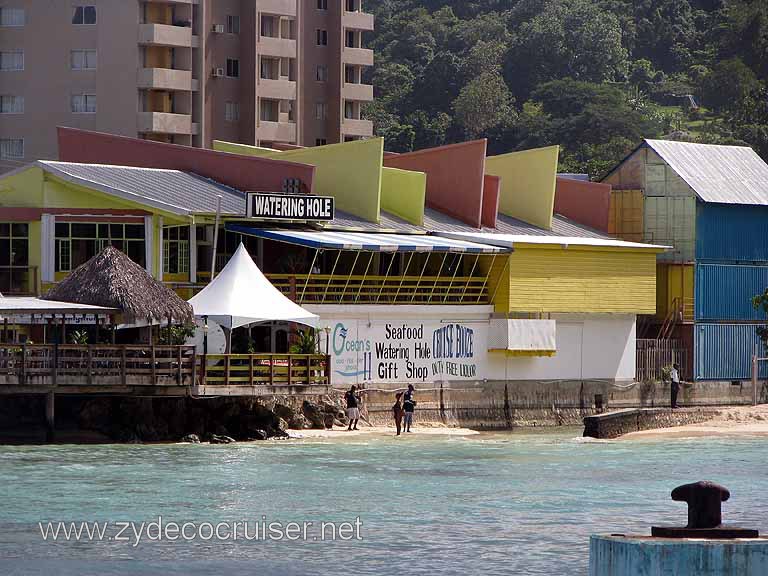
top-left (345, 385), bottom-right (361, 431)
top-left (670, 363), bottom-right (681, 409)
top-left (393, 392), bottom-right (404, 436)
top-left (403, 384), bottom-right (416, 432)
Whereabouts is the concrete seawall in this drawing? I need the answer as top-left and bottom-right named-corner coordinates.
top-left (583, 408), bottom-right (718, 439)
top-left (356, 379), bottom-right (762, 428)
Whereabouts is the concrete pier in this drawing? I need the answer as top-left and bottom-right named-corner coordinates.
top-left (589, 535), bottom-right (768, 576)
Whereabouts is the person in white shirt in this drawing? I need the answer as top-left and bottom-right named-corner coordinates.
top-left (670, 363), bottom-right (681, 409)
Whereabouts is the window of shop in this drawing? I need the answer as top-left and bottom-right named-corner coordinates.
top-left (163, 226), bottom-right (190, 275)
top-left (0, 222), bottom-right (29, 267)
top-left (55, 222), bottom-right (145, 272)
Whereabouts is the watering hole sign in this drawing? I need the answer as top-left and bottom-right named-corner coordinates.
top-left (246, 192), bottom-right (335, 221)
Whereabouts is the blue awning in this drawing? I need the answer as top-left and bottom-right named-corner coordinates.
top-left (226, 225), bottom-right (510, 254)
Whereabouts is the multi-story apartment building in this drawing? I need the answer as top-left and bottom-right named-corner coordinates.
top-left (0, 0), bottom-right (374, 173)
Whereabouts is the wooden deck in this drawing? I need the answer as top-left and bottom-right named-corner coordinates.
top-left (0, 345), bottom-right (330, 396)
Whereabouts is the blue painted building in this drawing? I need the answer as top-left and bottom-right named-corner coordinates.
top-left (605, 139), bottom-right (768, 382)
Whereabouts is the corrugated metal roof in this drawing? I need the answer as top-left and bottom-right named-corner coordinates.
top-left (645, 140), bottom-right (768, 205)
top-left (435, 231), bottom-right (666, 251)
top-left (37, 161), bottom-right (245, 216)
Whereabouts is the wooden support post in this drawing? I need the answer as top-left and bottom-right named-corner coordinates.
top-left (200, 353), bottom-right (207, 387)
top-left (269, 354), bottom-right (275, 385)
top-left (287, 354), bottom-right (292, 386)
top-left (177, 346), bottom-right (183, 385)
top-left (249, 354), bottom-right (255, 386)
top-left (52, 343), bottom-right (58, 387)
top-left (306, 355), bottom-right (312, 385)
top-left (151, 345), bottom-right (157, 383)
top-left (224, 354), bottom-right (230, 386)
top-left (121, 346), bottom-right (127, 387)
top-left (2, 317), bottom-right (7, 343)
top-left (20, 342), bottom-right (26, 385)
top-left (45, 390), bottom-right (55, 443)
top-left (326, 354), bottom-right (331, 387)
top-left (86, 345), bottom-right (93, 386)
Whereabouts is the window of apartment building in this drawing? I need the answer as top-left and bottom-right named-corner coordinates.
top-left (316, 65), bottom-right (328, 82)
top-left (55, 222), bottom-right (145, 273)
top-left (71, 94), bottom-right (96, 113)
top-left (0, 138), bottom-right (23, 159)
top-left (346, 30), bottom-right (358, 48)
top-left (315, 102), bottom-right (327, 121)
top-left (346, 0), bottom-right (360, 12)
top-left (280, 100), bottom-right (295, 121)
top-left (345, 101), bottom-right (356, 119)
top-left (227, 15), bottom-right (240, 34)
top-left (315, 139), bottom-right (327, 146)
top-left (345, 65), bottom-right (359, 83)
top-left (0, 50), bottom-right (24, 71)
top-left (259, 99), bottom-right (278, 122)
top-left (0, 95), bottom-right (24, 114)
top-left (280, 57), bottom-right (294, 79)
top-left (260, 15), bottom-right (276, 37)
top-left (0, 7), bottom-right (25, 26)
top-left (0, 223), bottom-right (29, 270)
top-left (260, 57), bottom-right (278, 80)
top-left (317, 0), bottom-right (328, 9)
top-left (72, 5), bottom-right (97, 25)
top-left (71, 49), bottom-right (97, 71)
top-left (163, 226), bottom-right (190, 276)
top-left (225, 101), bottom-right (240, 122)
top-left (316, 29), bottom-right (328, 46)
top-left (226, 58), bottom-right (239, 78)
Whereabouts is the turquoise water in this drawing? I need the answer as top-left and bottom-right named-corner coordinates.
top-left (1, 429), bottom-right (767, 575)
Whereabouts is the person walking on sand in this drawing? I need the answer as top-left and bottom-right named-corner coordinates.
top-left (345, 385), bottom-right (361, 431)
top-left (403, 384), bottom-right (416, 433)
top-left (392, 392), bottom-right (404, 436)
top-left (670, 363), bottom-right (681, 409)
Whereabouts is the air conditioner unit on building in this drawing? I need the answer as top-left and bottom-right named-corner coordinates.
top-left (212, 24), bottom-right (225, 33)
top-left (212, 67), bottom-right (225, 78)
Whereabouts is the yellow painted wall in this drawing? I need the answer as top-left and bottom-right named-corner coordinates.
top-left (485, 145), bottom-right (559, 230)
top-left (0, 166), bottom-right (45, 206)
top-left (492, 245), bottom-right (659, 314)
top-left (213, 139), bottom-right (385, 223)
top-left (656, 263), bottom-right (694, 320)
top-left (380, 167), bottom-right (426, 226)
top-left (608, 189), bottom-right (644, 242)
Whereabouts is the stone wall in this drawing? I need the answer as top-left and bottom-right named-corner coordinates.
top-left (583, 408), bottom-right (718, 439)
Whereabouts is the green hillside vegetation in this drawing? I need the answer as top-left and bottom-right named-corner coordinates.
top-left (364, 0), bottom-right (768, 178)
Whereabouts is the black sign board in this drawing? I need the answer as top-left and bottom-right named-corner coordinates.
top-left (246, 193), bottom-right (335, 221)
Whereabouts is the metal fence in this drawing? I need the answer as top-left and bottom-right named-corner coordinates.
top-left (636, 339), bottom-right (689, 382)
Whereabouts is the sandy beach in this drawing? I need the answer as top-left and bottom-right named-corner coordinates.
top-left (622, 405), bottom-right (768, 439)
top-left (289, 423), bottom-right (479, 439)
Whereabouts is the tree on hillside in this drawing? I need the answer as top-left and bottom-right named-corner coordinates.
top-left (453, 72), bottom-right (515, 139)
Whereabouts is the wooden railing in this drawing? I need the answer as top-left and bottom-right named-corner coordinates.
top-left (199, 354), bottom-right (330, 387)
top-left (636, 339), bottom-right (690, 382)
top-left (267, 274), bottom-right (490, 304)
top-left (0, 266), bottom-right (38, 295)
top-left (0, 345), bottom-right (196, 387)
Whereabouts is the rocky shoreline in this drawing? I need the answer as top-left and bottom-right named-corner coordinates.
top-left (0, 393), bottom-right (352, 444)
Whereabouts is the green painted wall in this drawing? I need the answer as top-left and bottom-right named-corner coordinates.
top-left (381, 167), bottom-right (426, 226)
top-left (213, 139), bottom-right (386, 223)
top-left (486, 145), bottom-right (559, 230)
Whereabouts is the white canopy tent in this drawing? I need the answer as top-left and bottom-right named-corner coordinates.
top-left (189, 243), bottom-right (318, 332)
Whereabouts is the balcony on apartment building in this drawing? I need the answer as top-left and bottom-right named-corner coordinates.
top-left (343, 64), bottom-right (373, 101)
top-left (257, 14), bottom-right (297, 58)
top-left (137, 67), bottom-right (197, 92)
top-left (343, 0), bottom-right (374, 31)
top-left (341, 100), bottom-right (372, 137)
top-left (257, 0), bottom-right (297, 16)
top-left (139, 23), bottom-right (199, 47)
top-left (257, 98), bottom-right (297, 143)
top-left (258, 57), bottom-right (297, 100)
top-left (342, 29), bottom-right (373, 67)
top-left (138, 111), bottom-right (198, 135)
top-left (138, 1), bottom-right (198, 48)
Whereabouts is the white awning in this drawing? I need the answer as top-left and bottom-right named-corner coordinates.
top-left (0, 296), bottom-right (118, 317)
top-left (488, 319), bottom-right (557, 357)
top-left (189, 243), bottom-right (318, 330)
top-left (227, 225), bottom-right (510, 254)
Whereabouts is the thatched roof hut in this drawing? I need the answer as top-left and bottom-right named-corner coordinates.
top-left (43, 246), bottom-right (194, 325)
